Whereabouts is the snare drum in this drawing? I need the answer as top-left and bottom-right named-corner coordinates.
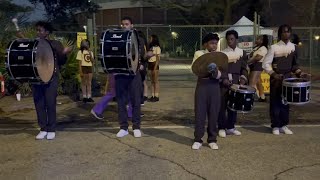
top-left (227, 84), bottom-right (256, 113)
top-left (99, 29), bottom-right (139, 75)
top-left (5, 39), bottom-right (56, 84)
top-left (282, 78), bottom-right (311, 105)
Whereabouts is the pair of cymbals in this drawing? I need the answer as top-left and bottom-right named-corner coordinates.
top-left (191, 52), bottom-right (228, 78)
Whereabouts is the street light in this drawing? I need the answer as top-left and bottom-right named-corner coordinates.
top-left (171, 32), bottom-right (178, 39)
top-left (171, 31), bottom-right (178, 52)
top-left (315, 35), bottom-right (320, 40)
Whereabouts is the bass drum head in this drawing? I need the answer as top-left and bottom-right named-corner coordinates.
top-left (130, 31), bottom-right (139, 74)
top-left (35, 39), bottom-right (54, 83)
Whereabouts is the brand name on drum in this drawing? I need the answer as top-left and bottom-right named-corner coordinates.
top-left (18, 43), bottom-right (29, 48)
top-left (111, 34), bottom-right (123, 38)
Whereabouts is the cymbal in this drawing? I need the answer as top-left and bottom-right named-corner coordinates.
top-left (192, 52), bottom-right (228, 78)
top-left (36, 39), bottom-right (55, 83)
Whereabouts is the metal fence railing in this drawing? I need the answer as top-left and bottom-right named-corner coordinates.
top-left (54, 25), bottom-right (320, 81)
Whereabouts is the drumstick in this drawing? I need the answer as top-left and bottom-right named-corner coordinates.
top-left (12, 18), bottom-right (25, 38)
top-left (12, 18), bottom-right (20, 31)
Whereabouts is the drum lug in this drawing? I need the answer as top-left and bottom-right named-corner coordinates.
top-left (281, 98), bottom-right (288, 105)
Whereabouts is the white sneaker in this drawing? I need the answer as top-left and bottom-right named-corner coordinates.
top-left (191, 142), bottom-right (202, 150)
top-left (36, 131), bottom-right (47, 140)
top-left (218, 129), bottom-right (226, 138)
top-left (116, 129), bottom-right (129, 138)
top-left (280, 126), bottom-right (293, 135)
top-left (208, 143), bottom-right (219, 150)
top-left (46, 132), bottom-right (56, 140)
top-left (133, 129), bottom-right (142, 138)
top-left (272, 128), bottom-right (280, 135)
top-left (226, 128), bottom-right (242, 136)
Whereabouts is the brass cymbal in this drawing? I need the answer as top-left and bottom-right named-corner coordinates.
top-left (192, 52), bottom-right (228, 78)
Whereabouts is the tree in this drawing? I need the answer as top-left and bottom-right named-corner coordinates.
top-left (28, 0), bottom-right (100, 30)
top-left (131, 0), bottom-right (263, 24)
top-left (289, 0), bottom-right (320, 26)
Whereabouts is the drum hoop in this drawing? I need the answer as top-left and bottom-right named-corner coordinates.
top-left (282, 78), bottom-right (311, 87)
top-left (230, 84), bottom-right (256, 94)
top-left (228, 106), bottom-right (253, 113)
top-left (6, 40), bottom-right (16, 80)
top-left (286, 101), bottom-right (310, 105)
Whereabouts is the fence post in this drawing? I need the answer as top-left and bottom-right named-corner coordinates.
top-left (200, 26), bottom-right (203, 50)
top-left (309, 28), bottom-right (313, 74)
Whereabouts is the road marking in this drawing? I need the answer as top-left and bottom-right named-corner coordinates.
top-left (0, 124), bottom-right (320, 131)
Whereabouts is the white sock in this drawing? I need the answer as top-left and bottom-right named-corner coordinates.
top-left (88, 94), bottom-right (91, 98)
top-left (83, 95), bottom-right (87, 98)
top-left (260, 94), bottom-right (265, 99)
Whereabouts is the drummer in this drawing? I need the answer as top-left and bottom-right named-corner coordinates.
top-left (191, 33), bottom-right (227, 150)
top-left (218, 30), bottom-right (248, 138)
top-left (263, 24), bottom-right (308, 135)
top-left (32, 21), bottom-right (71, 140)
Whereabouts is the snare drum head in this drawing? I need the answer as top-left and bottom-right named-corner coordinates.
top-left (230, 84), bottom-right (256, 94)
top-left (35, 39), bottom-right (54, 83)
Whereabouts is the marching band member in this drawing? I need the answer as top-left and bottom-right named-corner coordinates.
top-left (263, 24), bottom-right (308, 135)
top-left (191, 33), bottom-right (227, 150)
top-left (218, 30), bottom-right (248, 138)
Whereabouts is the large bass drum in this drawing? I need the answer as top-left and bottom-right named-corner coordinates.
top-left (5, 39), bottom-right (56, 84)
top-left (99, 29), bottom-right (139, 75)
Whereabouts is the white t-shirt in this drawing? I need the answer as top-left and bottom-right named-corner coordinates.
top-left (148, 46), bottom-right (161, 63)
top-left (252, 46), bottom-right (268, 62)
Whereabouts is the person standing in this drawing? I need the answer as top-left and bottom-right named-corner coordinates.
top-left (32, 21), bottom-right (71, 140)
top-left (147, 35), bottom-right (161, 102)
top-left (191, 33), bottom-right (227, 150)
top-left (77, 39), bottom-right (94, 103)
top-left (248, 35), bottom-right (269, 102)
top-left (263, 24), bottom-right (308, 135)
top-left (218, 30), bottom-right (248, 138)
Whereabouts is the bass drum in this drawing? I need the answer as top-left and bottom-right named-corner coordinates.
top-left (99, 29), bottom-right (139, 75)
top-left (5, 38), bottom-right (56, 84)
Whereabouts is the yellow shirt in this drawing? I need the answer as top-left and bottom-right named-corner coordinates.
top-left (76, 50), bottom-right (94, 66)
top-left (148, 46), bottom-right (161, 63)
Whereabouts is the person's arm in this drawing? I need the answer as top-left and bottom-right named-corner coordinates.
top-left (239, 50), bottom-right (249, 85)
top-left (248, 47), bottom-right (268, 65)
top-left (76, 51), bottom-right (83, 76)
top-left (291, 46), bottom-right (302, 76)
top-left (153, 47), bottom-right (161, 70)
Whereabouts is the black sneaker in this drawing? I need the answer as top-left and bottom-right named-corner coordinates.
top-left (82, 98), bottom-right (88, 103)
top-left (154, 97), bottom-right (159, 102)
top-left (140, 113), bottom-right (145, 118)
top-left (143, 96), bottom-right (148, 101)
top-left (148, 96), bottom-right (155, 102)
top-left (87, 98), bottom-right (94, 102)
top-left (258, 98), bottom-right (267, 102)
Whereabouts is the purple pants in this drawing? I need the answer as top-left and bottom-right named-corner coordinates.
top-left (92, 74), bottom-right (132, 117)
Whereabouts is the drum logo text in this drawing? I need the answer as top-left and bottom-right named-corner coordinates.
top-left (112, 34), bottom-right (123, 38)
top-left (18, 43), bottom-right (29, 48)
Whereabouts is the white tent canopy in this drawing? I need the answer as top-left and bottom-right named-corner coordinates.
top-left (219, 16), bottom-right (273, 37)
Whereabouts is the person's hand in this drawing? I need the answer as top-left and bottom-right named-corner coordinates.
top-left (63, 47), bottom-right (72, 54)
top-left (297, 72), bottom-right (311, 79)
top-left (146, 51), bottom-right (154, 58)
top-left (271, 72), bottom-right (283, 80)
top-left (139, 64), bottom-right (144, 70)
top-left (223, 79), bottom-right (231, 87)
top-left (239, 78), bottom-right (246, 85)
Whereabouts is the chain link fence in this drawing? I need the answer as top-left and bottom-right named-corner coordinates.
top-left (54, 25), bottom-right (320, 82)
